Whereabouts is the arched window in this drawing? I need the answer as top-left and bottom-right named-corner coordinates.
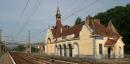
top-left (63, 44), bottom-right (67, 56)
top-left (55, 45), bottom-right (57, 55)
top-left (68, 44), bottom-right (73, 57)
top-left (59, 44), bottom-right (62, 56)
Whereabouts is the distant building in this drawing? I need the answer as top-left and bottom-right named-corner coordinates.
top-left (44, 7), bottom-right (125, 59)
top-left (0, 41), bottom-right (6, 55)
top-left (34, 42), bottom-right (45, 53)
top-left (0, 29), bottom-right (6, 55)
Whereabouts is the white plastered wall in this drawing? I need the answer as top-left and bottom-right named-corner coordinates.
top-left (114, 38), bottom-right (125, 58)
top-left (79, 25), bottom-right (93, 56)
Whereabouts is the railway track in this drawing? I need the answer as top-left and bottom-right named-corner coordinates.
top-left (10, 52), bottom-right (51, 64)
top-left (9, 52), bottom-right (130, 64)
top-left (10, 52), bottom-right (78, 64)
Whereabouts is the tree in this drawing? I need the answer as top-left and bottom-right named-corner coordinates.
top-left (31, 46), bottom-right (39, 52)
top-left (14, 45), bottom-right (26, 51)
top-left (64, 25), bottom-right (70, 29)
top-left (74, 17), bottom-right (82, 25)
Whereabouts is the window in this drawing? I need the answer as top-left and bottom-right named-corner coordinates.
top-left (99, 44), bottom-right (102, 55)
top-left (119, 46), bottom-right (121, 55)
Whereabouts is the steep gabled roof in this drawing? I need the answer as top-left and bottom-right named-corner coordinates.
top-left (107, 20), bottom-right (121, 37)
top-left (88, 19), bottom-right (120, 38)
top-left (51, 24), bottom-right (83, 38)
top-left (62, 24), bottom-right (83, 38)
top-left (105, 38), bottom-right (118, 46)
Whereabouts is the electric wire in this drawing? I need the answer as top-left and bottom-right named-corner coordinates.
top-left (14, 0), bottom-right (100, 43)
top-left (11, 0), bottom-right (30, 36)
top-left (31, 0), bottom-right (101, 43)
top-left (15, 0), bottom-right (43, 36)
top-left (63, 0), bottom-right (100, 21)
top-left (63, 0), bottom-right (87, 17)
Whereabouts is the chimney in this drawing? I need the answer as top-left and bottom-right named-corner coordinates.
top-left (85, 15), bottom-right (93, 25)
top-left (94, 19), bottom-right (100, 24)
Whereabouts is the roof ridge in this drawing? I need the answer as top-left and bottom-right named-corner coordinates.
top-left (88, 19), bottom-right (121, 37)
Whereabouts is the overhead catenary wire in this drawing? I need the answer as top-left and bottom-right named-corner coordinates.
top-left (62, 0), bottom-right (75, 12)
top-left (32, 28), bottom-right (48, 38)
top-left (15, 0), bottom-right (100, 43)
top-left (63, 0), bottom-right (87, 17)
top-left (60, 0), bottom-right (87, 20)
top-left (63, 0), bottom-right (100, 21)
top-left (15, 0), bottom-right (43, 36)
top-left (14, 0), bottom-right (80, 40)
top-left (11, 0), bottom-right (30, 36)
top-left (32, 0), bottom-right (101, 43)
top-left (32, 28), bottom-right (48, 43)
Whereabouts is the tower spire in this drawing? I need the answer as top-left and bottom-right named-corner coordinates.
top-left (56, 6), bottom-right (60, 15)
top-left (56, 6), bottom-right (61, 18)
top-left (55, 0), bottom-right (63, 35)
top-left (56, 3), bottom-right (61, 25)
top-left (56, 0), bottom-right (61, 17)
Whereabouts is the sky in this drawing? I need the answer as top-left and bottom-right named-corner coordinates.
top-left (0, 0), bottom-right (130, 44)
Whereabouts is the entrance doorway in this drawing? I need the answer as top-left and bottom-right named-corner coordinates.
top-left (108, 47), bottom-right (112, 58)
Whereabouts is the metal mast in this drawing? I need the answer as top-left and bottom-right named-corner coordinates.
top-left (0, 29), bottom-right (2, 42)
top-left (28, 30), bottom-right (31, 53)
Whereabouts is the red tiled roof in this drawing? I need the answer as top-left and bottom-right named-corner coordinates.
top-left (107, 20), bottom-right (121, 37)
top-left (105, 38), bottom-right (118, 46)
top-left (51, 16), bottom-right (121, 39)
top-left (88, 20), bottom-right (120, 38)
top-left (51, 23), bottom-right (83, 38)
top-left (62, 24), bottom-right (83, 38)
top-left (51, 7), bottom-right (83, 39)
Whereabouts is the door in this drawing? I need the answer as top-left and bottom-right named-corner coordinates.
top-left (108, 47), bottom-right (111, 58)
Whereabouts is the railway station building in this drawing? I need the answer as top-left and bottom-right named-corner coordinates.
top-left (44, 7), bottom-right (125, 59)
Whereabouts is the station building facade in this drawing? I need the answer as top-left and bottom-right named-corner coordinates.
top-left (44, 7), bottom-right (125, 59)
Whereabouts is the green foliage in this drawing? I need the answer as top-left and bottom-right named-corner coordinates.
top-left (94, 4), bottom-right (130, 53)
top-left (125, 44), bottom-right (130, 54)
top-left (74, 17), bottom-right (82, 25)
top-left (14, 45), bottom-right (26, 51)
top-left (64, 25), bottom-right (70, 29)
top-left (31, 46), bottom-right (39, 52)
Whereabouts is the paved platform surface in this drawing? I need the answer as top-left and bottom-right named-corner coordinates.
top-left (0, 52), bottom-right (14, 64)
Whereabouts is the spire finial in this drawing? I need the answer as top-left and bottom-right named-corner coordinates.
top-left (56, 0), bottom-right (61, 14)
